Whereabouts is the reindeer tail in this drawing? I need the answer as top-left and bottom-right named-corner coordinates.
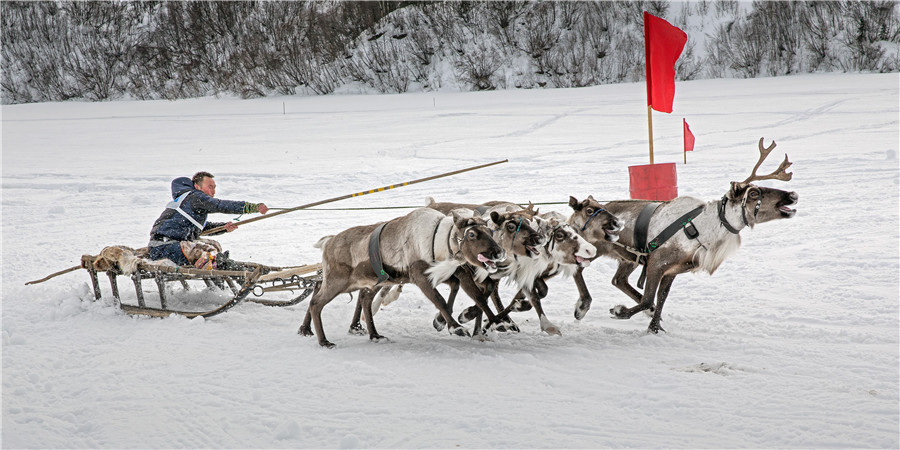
top-left (313, 235), bottom-right (334, 250)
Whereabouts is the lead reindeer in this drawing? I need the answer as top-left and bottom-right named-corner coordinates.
top-left (572, 138), bottom-right (798, 333)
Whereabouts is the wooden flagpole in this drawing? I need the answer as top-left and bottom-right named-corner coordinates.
top-left (647, 105), bottom-right (655, 164)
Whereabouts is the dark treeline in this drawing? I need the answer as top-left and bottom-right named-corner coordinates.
top-left (2, 0), bottom-right (898, 104)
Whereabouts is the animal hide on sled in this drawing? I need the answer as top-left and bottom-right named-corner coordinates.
top-left (92, 246), bottom-right (148, 275)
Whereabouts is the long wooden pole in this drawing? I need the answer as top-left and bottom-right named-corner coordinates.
top-left (647, 105), bottom-right (655, 165)
top-left (202, 159), bottom-right (509, 235)
top-left (25, 264), bottom-right (82, 285)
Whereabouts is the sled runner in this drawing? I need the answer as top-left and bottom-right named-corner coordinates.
top-left (30, 246), bottom-right (321, 319)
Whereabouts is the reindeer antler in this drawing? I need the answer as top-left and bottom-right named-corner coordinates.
top-left (740, 137), bottom-right (793, 185)
top-left (524, 201), bottom-right (540, 217)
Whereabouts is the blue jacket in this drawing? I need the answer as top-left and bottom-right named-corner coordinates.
top-left (148, 177), bottom-right (254, 243)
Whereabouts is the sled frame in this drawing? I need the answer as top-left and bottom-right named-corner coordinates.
top-left (80, 255), bottom-right (321, 318)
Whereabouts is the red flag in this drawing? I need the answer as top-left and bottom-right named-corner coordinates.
top-left (683, 119), bottom-right (695, 152)
top-left (644, 12), bottom-right (687, 114)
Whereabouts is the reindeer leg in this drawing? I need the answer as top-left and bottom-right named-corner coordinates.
top-left (648, 274), bottom-right (676, 334)
top-left (611, 261), bottom-right (642, 303)
top-left (528, 279), bottom-right (560, 335)
top-left (457, 276), bottom-right (487, 325)
top-left (483, 285), bottom-right (520, 332)
top-left (610, 263), bottom-right (660, 323)
top-left (509, 289), bottom-right (532, 312)
top-left (457, 275), bottom-right (516, 333)
top-left (298, 308), bottom-right (315, 337)
top-left (348, 292), bottom-right (367, 336)
top-left (307, 279), bottom-right (348, 348)
top-left (409, 262), bottom-right (470, 338)
top-left (573, 266), bottom-right (593, 320)
top-left (359, 288), bottom-right (387, 342)
top-left (611, 261), bottom-right (654, 316)
top-left (434, 276), bottom-right (459, 331)
top-left (298, 282), bottom-right (321, 336)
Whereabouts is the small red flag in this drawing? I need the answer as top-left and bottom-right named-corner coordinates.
top-left (644, 12), bottom-right (687, 114)
top-left (683, 119), bottom-right (695, 152)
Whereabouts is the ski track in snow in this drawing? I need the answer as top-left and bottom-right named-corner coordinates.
top-left (2, 73), bottom-right (899, 449)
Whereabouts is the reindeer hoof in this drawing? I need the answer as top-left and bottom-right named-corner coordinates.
top-left (488, 319), bottom-right (520, 333)
top-left (370, 334), bottom-right (389, 343)
top-left (449, 325), bottom-right (471, 338)
top-left (648, 321), bottom-right (667, 334)
top-left (319, 340), bottom-right (336, 349)
top-left (511, 299), bottom-right (532, 312)
top-left (543, 326), bottom-right (562, 336)
top-left (610, 304), bottom-right (629, 319)
top-left (348, 323), bottom-right (367, 336)
top-left (298, 325), bottom-right (314, 337)
top-left (433, 313), bottom-right (447, 331)
top-left (575, 298), bottom-right (592, 320)
top-left (458, 306), bottom-right (480, 324)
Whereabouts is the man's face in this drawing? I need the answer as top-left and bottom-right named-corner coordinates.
top-left (195, 177), bottom-right (216, 197)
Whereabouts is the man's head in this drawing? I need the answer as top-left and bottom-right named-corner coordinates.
top-left (192, 171), bottom-right (216, 197)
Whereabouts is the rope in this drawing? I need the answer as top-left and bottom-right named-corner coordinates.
top-left (264, 200), bottom-right (651, 212)
top-left (264, 201), bottom-right (582, 212)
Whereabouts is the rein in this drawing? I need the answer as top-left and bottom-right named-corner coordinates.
top-left (430, 218), bottom-right (464, 262)
top-left (513, 218), bottom-right (523, 240)
top-left (580, 208), bottom-right (607, 232)
top-left (430, 218), bottom-right (444, 262)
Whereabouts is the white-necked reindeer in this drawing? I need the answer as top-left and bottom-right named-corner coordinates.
top-left (571, 138), bottom-right (798, 333)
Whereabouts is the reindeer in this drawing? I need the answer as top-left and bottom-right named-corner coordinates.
top-left (344, 207), bottom-right (545, 337)
top-left (297, 208), bottom-right (506, 348)
top-left (570, 138), bottom-right (798, 333)
top-left (429, 200), bottom-right (620, 335)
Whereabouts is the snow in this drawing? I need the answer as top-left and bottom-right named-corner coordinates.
top-left (2, 72), bottom-right (899, 448)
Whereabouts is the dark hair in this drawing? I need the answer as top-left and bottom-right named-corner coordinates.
top-left (192, 171), bottom-right (214, 186)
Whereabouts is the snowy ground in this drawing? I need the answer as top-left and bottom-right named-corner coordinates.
top-left (2, 73), bottom-right (898, 448)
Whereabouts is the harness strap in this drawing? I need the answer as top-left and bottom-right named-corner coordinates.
top-left (430, 218), bottom-right (443, 262)
top-left (369, 222), bottom-right (391, 284)
top-left (635, 204), bottom-right (704, 289)
top-left (646, 206), bottom-right (705, 252)
top-left (167, 192), bottom-right (205, 230)
top-left (634, 203), bottom-right (661, 252)
top-left (633, 203), bottom-right (660, 289)
top-left (718, 196), bottom-right (742, 234)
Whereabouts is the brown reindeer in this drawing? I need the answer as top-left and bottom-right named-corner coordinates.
top-left (571, 138), bottom-right (798, 333)
top-left (452, 210), bottom-right (607, 334)
top-left (345, 207), bottom-right (544, 337)
top-left (428, 200), bottom-right (621, 334)
top-left (298, 208), bottom-right (505, 348)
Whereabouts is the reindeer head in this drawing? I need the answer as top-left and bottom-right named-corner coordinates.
top-left (568, 195), bottom-right (624, 243)
top-left (543, 215), bottom-right (597, 268)
top-left (489, 209), bottom-right (545, 259)
top-left (451, 212), bottom-right (505, 273)
top-left (726, 138), bottom-right (799, 228)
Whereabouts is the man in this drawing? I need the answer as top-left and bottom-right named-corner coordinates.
top-left (148, 171), bottom-right (268, 269)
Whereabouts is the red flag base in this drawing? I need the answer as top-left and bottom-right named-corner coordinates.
top-left (629, 162), bottom-right (678, 201)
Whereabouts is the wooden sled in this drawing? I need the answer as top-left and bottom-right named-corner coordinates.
top-left (27, 245), bottom-right (321, 319)
top-left (79, 253), bottom-right (321, 318)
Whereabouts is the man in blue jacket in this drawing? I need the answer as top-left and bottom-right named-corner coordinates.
top-left (148, 171), bottom-right (268, 269)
